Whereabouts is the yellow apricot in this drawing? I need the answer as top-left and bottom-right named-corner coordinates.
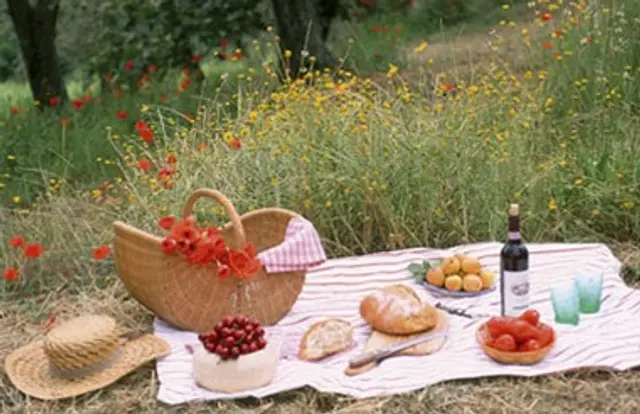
top-left (480, 271), bottom-right (496, 289)
top-left (442, 256), bottom-right (461, 275)
top-left (462, 274), bottom-right (483, 292)
top-left (444, 275), bottom-right (463, 291)
top-left (461, 257), bottom-right (482, 275)
top-left (426, 267), bottom-right (446, 287)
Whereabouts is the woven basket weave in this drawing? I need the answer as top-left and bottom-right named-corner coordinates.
top-left (113, 189), bottom-right (306, 332)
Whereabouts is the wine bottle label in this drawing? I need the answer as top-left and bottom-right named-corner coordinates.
top-left (502, 270), bottom-right (530, 316)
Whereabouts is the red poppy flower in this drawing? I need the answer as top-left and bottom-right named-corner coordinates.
top-left (24, 243), bottom-right (44, 259)
top-left (140, 128), bottom-right (154, 143)
top-left (229, 138), bottom-right (242, 150)
top-left (9, 236), bottom-right (25, 248)
top-left (60, 118), bottom-right (70, 127)
top-left (198, 143), bottom-right (208, 152)
top-left (158, 215), bottom-right (176, 230)
top-left (157, 166), bottom-right (175, 181)
top-left (160, 94), bottom-right (168, 103)
top-left (181, 68), bottom-right (190, 76)
top-left (147, 64), bottom-right (158, 73)
top-left (135, 120), bottom-right (148, 132)
top-left (220, 38), bottom-right (229, 48)
top-left (371, 25), bottom-right (380, 33)
top-left (234, 51), bottom-right (244, 60)
top-left (166, 154), bottom-right (177, 164)
top-left (187, 234), bottom-right (227, 266)
top-left (228, 244), bottom-right (262, 279)
top-left (137, 158), bottom-right (153, 172)
top-left (49, 96), bottom-right (60, 107)
top-left (543, 41), bottom-right (553, 50)
top-left (3, 266), bottom-right (19, 281)
top-left (162, 237), bottom-right (178, 254)
top-left (541, 13), bottom-right (552, 21)
top-left (72, 99), bottom-right (84, 110)
top-left (180, 77), bottom-right (192, 91)
top-left (116, 110), bottom-right (128, 119)
top-left (192, 54), bottom-right (202, 63)
top-left (124, 60), bottom-right (134, 71)
top-left (10, 106), bottom-right (21, 115)
top-left (92, 245), bottom-right (111, 261)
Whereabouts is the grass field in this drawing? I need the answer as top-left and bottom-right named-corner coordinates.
top-left (2, 0), bottom-right (640, 412)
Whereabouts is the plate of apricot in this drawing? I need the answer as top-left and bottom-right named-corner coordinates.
top-left (477, 310), bottom-right (556, 365)
top-left (409, 255), bottom-right (497, 298)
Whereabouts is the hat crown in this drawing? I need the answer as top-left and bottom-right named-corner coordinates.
top-left (44, 315), bottom-right (120, 371)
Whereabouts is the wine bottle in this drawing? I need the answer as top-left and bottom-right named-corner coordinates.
top-left (500, 203), bottom-right (530, 316)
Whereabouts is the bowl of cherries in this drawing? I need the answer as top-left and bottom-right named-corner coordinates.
top-left (192, 314), bottom-right (280, 393)
top-left (477, 309), bottom-right (556, 365)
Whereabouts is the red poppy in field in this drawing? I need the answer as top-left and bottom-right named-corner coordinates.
top-left (166, 153), bottom-right (177, 164)
top-left (135, 120), bottom-right (148, 132)
top-left (543, 41), bottom-right (553, 50)
top-left (137, 158), bottom-right (153, 172)
top-left (92, 245), bottom-right (111, 261)
top-left (157, 165), bottom-right (175, 181)
top-left (180, 77), bottom-right (192, 91)
top-left (147, 64), bottom-right (158, 73)
top-left (3, 266), bottom-right (19, 281)
top-left (371, 24), bottom-right (380, 33)
top-left (123, 60), bottom-right (134, 71)
top-left (160, 94), bottom-right (168, 103)
top-left (198, 143), bottom-right (208, 152)
top-left (220, 38), bottom-right (229, 48)
top-left (158, 215), bottom-right (176, 230)
top-left (116, 110), bottom-right (128, 119)
top-left (234, 51), bottom-right (244, 60)
top-left (60, 118), bottom-right (70, 127)
top-left (72, 99), bottom-right (84, 110)
top-left (541, 13), bottom-right (552, 21)
top-left (48, 96), bottom-right (60, 107)
top-left (10, 106), bottom-right (21, 115)
top-left (8, 236), bottom-right (25, 248)
top-left (229, 138), bottom-right (242, 150)
top-left (24, 242), bottom-right (44, 259)
top-left (192, 54), bottom-right (202, 63)
top-left (181, 68), bottom-right (190, 77)
top-left (140, 128), bottom-right (154, 143)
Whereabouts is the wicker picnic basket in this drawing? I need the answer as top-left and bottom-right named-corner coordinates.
top-left (113, 189), bottom-right (307, 332)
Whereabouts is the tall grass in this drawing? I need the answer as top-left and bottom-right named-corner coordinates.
top-left (1, 0), bottom-right (639, 296)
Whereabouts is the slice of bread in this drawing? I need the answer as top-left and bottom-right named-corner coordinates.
top-left (298, 318), bottom-right (354, 361)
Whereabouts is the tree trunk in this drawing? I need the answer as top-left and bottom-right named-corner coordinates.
top-left (270, 0), bottom-right (338, 80)
top-left (7, 0), bottom-right (68, 108)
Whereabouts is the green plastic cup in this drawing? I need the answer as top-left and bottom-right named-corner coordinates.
top-left (574, 272), bottom-right (604, 314)
top-left (550, 281), bottom-right (580, 325)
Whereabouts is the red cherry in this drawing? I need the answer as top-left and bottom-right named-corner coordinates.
top-left (198, 333), bottom-right (207, 342)
top-left (257, 338), bottom-right (267, 350)
top-left (218, 346), bottom-right (229, 357)
top-left (207, 331), bottom-right (218, 342)
top-left (214, 344), bottom-right (225, 355)
top-left (233, 330), bottom-right (245, 340)
top-left (221, 316), bottom-right (234, 327)
top-left (244, 324), bottom-right (254, 334)
top-left (240, 343), bottom-right (250, 354)
top-left (215, 322), bottom-right (225, 332)
top-left (256, 327), bottom-right (265, 337)
top-left (248, 342), bottom-right (258, 353)
top-left (230, 346), bottom-right (240, 358)
top-left (246, 332), bottom-right (255, 342)
top-left (235, 315), bottom-right (247, 326)
top-left (220, 327), bottom-right (232, 337)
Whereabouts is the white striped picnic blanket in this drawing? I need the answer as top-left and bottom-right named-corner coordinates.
top-left (154, 242), bottom-right (640, 405)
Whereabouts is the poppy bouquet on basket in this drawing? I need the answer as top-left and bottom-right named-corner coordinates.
top-left (158, 215), bottom-right (262, 280)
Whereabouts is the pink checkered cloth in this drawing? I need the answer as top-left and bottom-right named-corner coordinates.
top-left (256, 216), bottom-right (326, 273)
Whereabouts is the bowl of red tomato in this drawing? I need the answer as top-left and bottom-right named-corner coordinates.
top-left (477, 309), bottom-right (555, 365)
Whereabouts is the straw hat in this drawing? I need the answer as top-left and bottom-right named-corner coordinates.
top-left (4, 314), bottom-right (171, 401)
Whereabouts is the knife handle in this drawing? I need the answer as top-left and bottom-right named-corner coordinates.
top-left (348, 348), bottom-right (391, 369)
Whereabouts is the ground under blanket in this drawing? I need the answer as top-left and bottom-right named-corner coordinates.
top-left (154, 242), bottom-right (640, 405)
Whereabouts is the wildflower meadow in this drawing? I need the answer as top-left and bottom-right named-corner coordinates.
top-left (1, 0), bottom-right (640, 412)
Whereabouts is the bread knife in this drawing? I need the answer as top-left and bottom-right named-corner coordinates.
top-left (347, 331), bottom-right (448, 369)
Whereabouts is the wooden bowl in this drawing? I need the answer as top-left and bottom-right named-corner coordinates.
top-left (476, 323), bottom-right (555, 365)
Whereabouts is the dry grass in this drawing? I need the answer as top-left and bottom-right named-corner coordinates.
top-left (1, 246), bottom-right (639, 414)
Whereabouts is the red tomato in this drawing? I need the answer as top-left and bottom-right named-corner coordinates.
top-left (506, 319), bottom-right (542, 344)
top-left (536, 324), bottom-right (555, 347)
top-left (519, 339), bottom-right (541, 352)
top-left (519, 309), bottom-right (540, 326)
top-left (493, 334), bottom-right (517, 352)
top-left (486, 316), bottom-right (516, 338)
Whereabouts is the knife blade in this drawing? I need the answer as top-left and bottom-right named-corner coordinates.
top-left (435, 302), bottom-right (494, 319)
top-left (347, 331), bottom-right (448, 369)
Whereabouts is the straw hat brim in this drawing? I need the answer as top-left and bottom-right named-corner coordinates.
top-left (4, 334), bottom-right (171, 401)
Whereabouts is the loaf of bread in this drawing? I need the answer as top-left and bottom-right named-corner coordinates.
top-left (359, 284), bottom-right (437, 335)
top-left (298, 318), bottom-right (354, 361)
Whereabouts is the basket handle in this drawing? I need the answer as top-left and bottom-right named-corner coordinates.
top-left (182, 189), bottom-right (247, 248)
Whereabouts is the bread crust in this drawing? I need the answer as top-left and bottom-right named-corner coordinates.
top-left (298, 318), bottom-right (354, 361)
top-left (359, 284), bottom-right (437, 334)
